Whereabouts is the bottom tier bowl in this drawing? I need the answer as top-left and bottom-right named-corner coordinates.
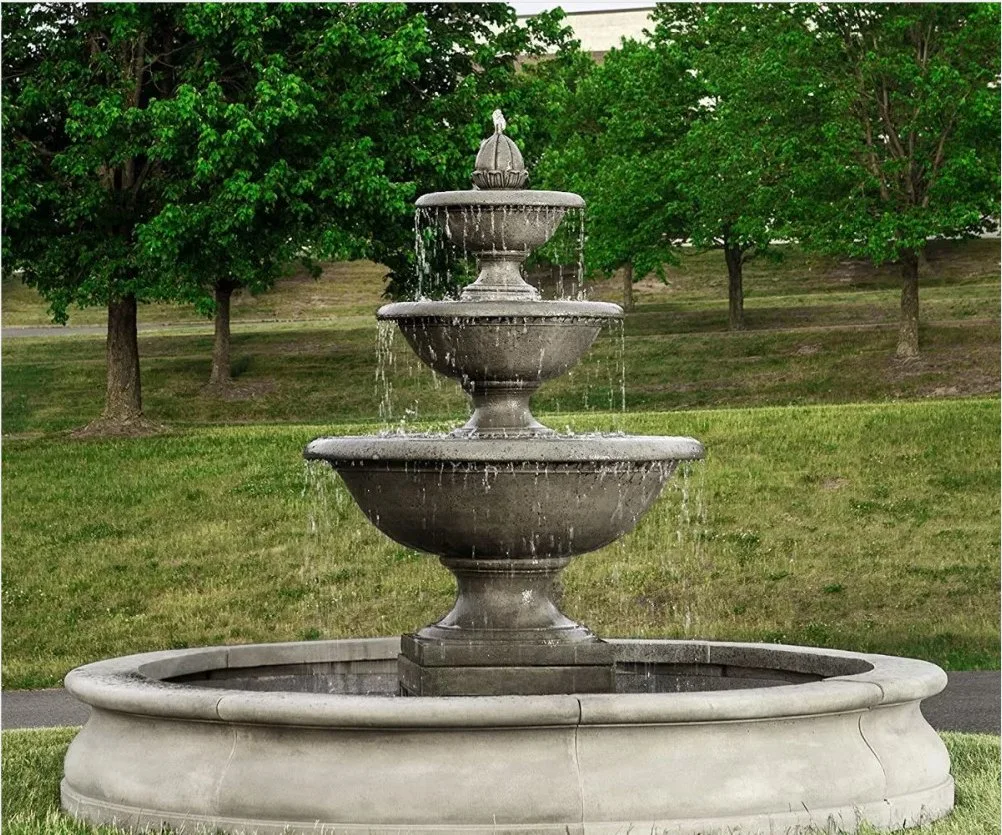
top-left (303, 435), bottom-right (705, 558)
top-left (62, 638), bottom-right (953, 835)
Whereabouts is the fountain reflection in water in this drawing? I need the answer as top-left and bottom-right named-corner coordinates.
top-left (61, 110), bottom-right (953, 835)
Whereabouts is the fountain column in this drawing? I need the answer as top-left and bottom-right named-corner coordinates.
top-left (399, 557), bottom-right (615, 695)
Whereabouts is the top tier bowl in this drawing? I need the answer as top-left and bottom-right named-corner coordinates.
top-left (416, 190), bottom-right (584, 259)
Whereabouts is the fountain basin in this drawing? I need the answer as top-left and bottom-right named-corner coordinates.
top-left (62, 637), bottom-right (953, 834)
top-left (417, 190), bottom-right (584, 254)
top-left (304, 434), bottom-right (704, 558)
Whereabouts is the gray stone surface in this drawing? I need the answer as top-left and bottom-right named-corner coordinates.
top-left (398, 654), bottom-right (615, 696)
top-left (4, 667), bottom-right (997, 732)
top-left (56, 638), bottom-right (959, 833)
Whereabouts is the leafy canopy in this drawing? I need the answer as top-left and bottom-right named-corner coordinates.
top-left (1, 3), bottom-right (572, 318)
top-left (792, 3), bottom-right (1001, 262)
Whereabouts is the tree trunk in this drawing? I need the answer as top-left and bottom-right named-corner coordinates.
top-left (208, 279), bottom-right (234, 386)
top-left (897, 250), bottom-right (920, 358)
top-left (917, 248), bottom-right (932, 277)
top-left (622, 263), bottom-right (634, 312)
top-left (102, 294), bottom-right (143, 423)
top-left (724, 245), bottom-right (744, 330)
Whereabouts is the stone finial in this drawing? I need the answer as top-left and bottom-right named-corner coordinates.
top-left (472, 110), bottom-right (528, 190)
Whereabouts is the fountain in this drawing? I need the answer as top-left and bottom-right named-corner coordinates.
top-left (62, 114), bottom-right (952, 834)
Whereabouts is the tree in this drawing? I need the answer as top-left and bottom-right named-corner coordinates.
top-left (797, 4), bottom-right (1001, 358)
top-left (535, 7), bottom-right (813, 327)
top-left (3, 4), bottom-right (178, 429)
top-left (2, 4), bottom-right (570, 417)
top-left (535, 39), bottom-right (695, 305)
top-left (649, 4), bottom-right (825, 330)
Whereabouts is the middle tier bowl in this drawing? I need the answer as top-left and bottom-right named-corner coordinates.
top-left (377, 300), bottom-right (623, 435)
top-left (377, 300), bottom-right (623, 385)
top-left (304, 435), bottom-right (705, 559)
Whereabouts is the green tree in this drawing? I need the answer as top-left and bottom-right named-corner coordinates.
top-left (798, 3), bottom-right (1001, 358)
top-left (651, 4), bottom-right (826, 330)
top-left (535, 39), bottom-right (695, 309)
top-left (2, 3), bottom-right (568, 420)
top-left (536, 7), bottom-right (814, 326)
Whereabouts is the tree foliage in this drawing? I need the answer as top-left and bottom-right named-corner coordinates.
top-left (537, 5), bottom-right (818, 326)
top-left (2, 3), bottom-right (570, 416)
top-left (651, 4), bottom-right (830, 329)
top-left (794, 3), bottom-right (1001, 356)
top-left (536, 3), bottom-right (998, 348)
top-left (535, 39), bottom-right (694, 282)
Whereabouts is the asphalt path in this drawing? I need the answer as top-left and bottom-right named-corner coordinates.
top-left (2, 671), bottom-right (998, 732)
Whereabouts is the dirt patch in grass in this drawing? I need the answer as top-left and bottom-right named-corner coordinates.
top-left (885, 339), bottom-right (1001, 399)
top-left (200, 379), bottom-right (277, 401)
top-left (68, 417), bottom-right (168, 439)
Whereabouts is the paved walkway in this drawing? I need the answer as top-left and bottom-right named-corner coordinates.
top-left (2, 671), bottom-right (998, 732)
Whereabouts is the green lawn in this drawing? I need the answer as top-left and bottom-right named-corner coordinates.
top-left (3, 400), bottom-right (998, 689)
top-left (3, 241), bottom-right (999, 685)
top-left (3, 728), bottom-right (998, 835)
top-left (3, 288), bottom-right (998, 434)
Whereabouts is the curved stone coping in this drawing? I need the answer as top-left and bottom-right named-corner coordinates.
top-left (303, 434), bottom-right (706, 464)
top-left (416, 190), bottom-right (584, 209)
top-left (377, 299), bottom-right (623, 320)
top-left (64, 638), bottom-right (947, 729)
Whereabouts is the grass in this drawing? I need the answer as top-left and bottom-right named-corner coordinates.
top-left (3, 240), bottom-right (997, 434)
top-left (5, 240), bottom-right (998, 329)
top-left (3, 291), bottom-right (998, 435)
top-left (3, 727), bottom-right (999, 834)
top-left (3, 399), bottom-right (998, 689)
top-left (2, 240), bottom-right (998, 683)
top-left (1, 261), bottom-right (389, 328)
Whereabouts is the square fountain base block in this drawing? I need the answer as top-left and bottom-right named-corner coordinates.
top-left (398, 634), bottom-right (616, 696)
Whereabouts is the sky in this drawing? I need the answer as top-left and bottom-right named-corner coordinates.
top-left (511, 1), bottom-right (656, 15)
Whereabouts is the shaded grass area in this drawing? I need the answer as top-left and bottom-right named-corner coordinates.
top-left (4, 240), bottom-right (998, 328)
top-left (3, 727), bottom-right (999, 834)
top-left (4, 240), bottom-right (997, 434)
top-left (1, 261), bottom-right (389, 328)
top-left (3, 298), bottom-right (998, 435)
top-left (3, 400), bottom-right (997, 689)
top-left (589, 237), bottom-right (1001, 303)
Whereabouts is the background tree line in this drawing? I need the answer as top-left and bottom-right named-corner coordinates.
top-left (3, 3), bottom-right (998, 432)
top-left (535, 3), bottom-right (999, 358)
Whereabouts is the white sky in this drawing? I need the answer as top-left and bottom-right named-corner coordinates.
top-left (511, 1), bottom-right (656, 16)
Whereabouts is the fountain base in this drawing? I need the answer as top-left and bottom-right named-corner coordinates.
top-left (62, 637), bottom-right (953, 835)
top-left (397, 556), bottom-right (617, 695)
top-left (399, 633), bottom-right (615, 696)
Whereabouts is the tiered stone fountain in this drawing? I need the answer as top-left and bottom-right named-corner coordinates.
top-left (62, 114), bottom-right (953, 834)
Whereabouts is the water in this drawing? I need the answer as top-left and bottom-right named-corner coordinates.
top-left (299, 460), bottom-right (345, 636)
top-left (413, 207), bottom-right (478, 300)
top-left (610, 459), bottom-right (710, 639)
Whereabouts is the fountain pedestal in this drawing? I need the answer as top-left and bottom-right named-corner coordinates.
top-left (398, 556), bottom-right (616, 696)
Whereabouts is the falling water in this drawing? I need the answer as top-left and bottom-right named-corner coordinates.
top-left (300, 460), bottom-right (342, 640)
top-left (375, 321), bottom-right (397, 422)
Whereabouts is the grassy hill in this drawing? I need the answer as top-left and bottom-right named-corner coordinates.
top-left (3, 401), bottom-right (999, 688)
top-left (2, 240), bottom-right (998, 685)
top-left (3, 240), bottom-right (999, 435)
